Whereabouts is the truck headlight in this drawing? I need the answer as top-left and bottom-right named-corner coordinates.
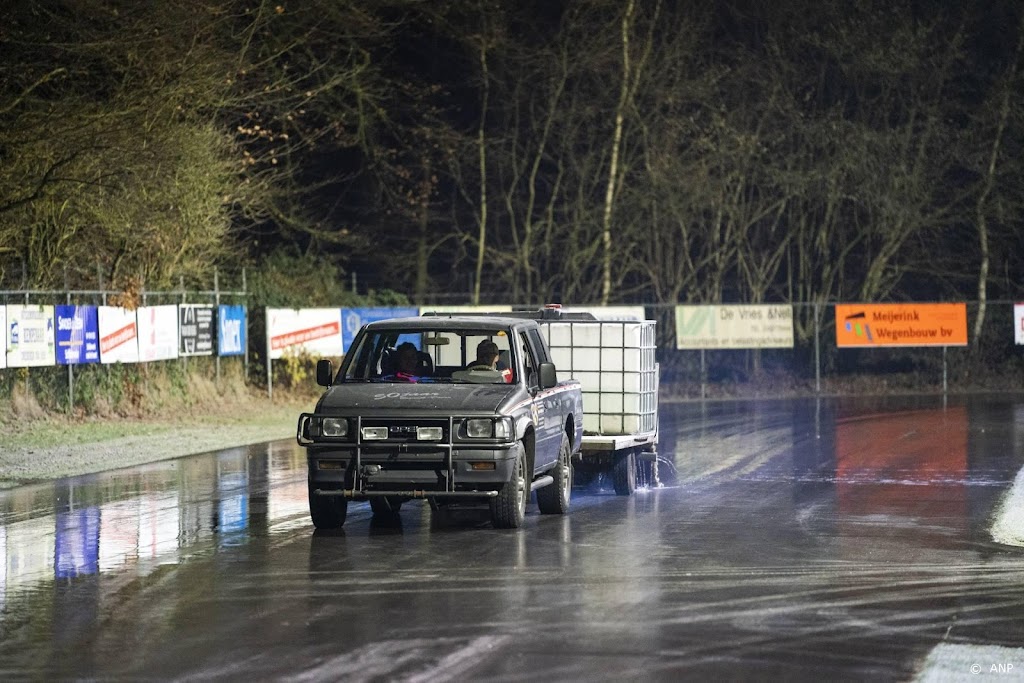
top-left (465, 418), bottom-right (511, 439)
top-left (321, 417), bottom-right (348, 438)
top-left (361, 426), bottom-right (388, 440)
top-left (417, 426), bottom-right (444, 441)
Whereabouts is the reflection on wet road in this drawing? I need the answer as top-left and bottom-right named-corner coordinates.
top-left (2, 395), bottom-right (1023, 680)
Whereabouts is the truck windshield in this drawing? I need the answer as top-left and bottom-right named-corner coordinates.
top-left (341, 328), bottom-right (515, 384)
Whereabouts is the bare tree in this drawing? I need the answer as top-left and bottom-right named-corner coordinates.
top-left (970, 10), bottom-right (1024, 344)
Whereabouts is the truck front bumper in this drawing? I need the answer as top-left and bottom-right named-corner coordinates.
top-left (307, 444), bottom-right (519, 499)
top-left (299, 413), bottom-right (520, 500)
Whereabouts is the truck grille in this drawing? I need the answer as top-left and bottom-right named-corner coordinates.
top-left (359, 418), bottom-right (451, 444)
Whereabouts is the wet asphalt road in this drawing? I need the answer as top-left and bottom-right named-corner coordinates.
top-left (2, 395), bottom-right (1024, 681)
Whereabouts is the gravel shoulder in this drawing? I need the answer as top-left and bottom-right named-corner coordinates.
top-left (0, 396), bottom-right (314, 489)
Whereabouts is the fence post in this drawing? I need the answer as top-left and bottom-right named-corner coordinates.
top-left (98, 259), bottom-right (107, 305)
top-left (214, 268), bottom-right (221, 384)
top-left (266, 305), bottom-right (272, 401)
top-left (700, 348), bottom-right (706, 400)
top-left (66, 284), bottom-right (74, 415)
top-left (942, 346), bottom-right (948, 396)
top-left (242, 268), bottom-right (249, 382)
top-left (814, 303), bottom-right (821, 394)
top-left (180, 275), bottom-right (187, 373)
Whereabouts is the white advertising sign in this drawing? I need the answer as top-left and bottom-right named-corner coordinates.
top-left (1015, 303), bottom-right (1024, 345)
top-left (266, 308), bottom-right (343, 360)
top-left (0, 307), bottom-right (6, 369)
top-left (5, 304), bottom-right (56, 367)
top-left (137, 305), bottom-right (180, 362)
top-left (98, 306), bottom-right (139, 364)
top-left (676, 304), bottom-right (794, 350)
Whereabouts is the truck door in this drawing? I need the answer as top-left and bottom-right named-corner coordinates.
top-left (520, 331), bottom-right (559, 470)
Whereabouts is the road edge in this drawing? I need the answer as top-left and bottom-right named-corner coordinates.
top-left (991, 465), bottom-right (1024, 547)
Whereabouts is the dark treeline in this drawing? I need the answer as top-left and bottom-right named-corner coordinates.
top-left (2, 0), bottom-right (1023, 343)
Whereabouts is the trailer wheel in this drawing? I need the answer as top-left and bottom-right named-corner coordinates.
top-left (308, 482), bottom-right (348, 529)
top-left (537, 434), bottom-right (573, 514)
top-left (369, 496), bottom-right (403, 516)
top-left (490, 447), bottom-right (527, 528)
top-left (612, 448), bottom-right (637, 496)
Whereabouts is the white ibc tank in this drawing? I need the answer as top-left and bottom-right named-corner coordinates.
top-left (540, 319), bottom-right (657, 436)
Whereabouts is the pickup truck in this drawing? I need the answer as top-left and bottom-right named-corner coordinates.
top-left (297, 314), bottom-right (584, 529)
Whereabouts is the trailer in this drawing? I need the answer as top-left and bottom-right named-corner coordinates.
top-left (424, 305), bottom-right (660, 496)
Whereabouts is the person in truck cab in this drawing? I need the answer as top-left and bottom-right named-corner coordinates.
top-left (391, 342), bottom-right (421, 382)
top-left (466, 339), bottom-right (512, 383)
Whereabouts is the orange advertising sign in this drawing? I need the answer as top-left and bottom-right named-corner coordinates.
top-left (835, 303), bottom-right (967, 347)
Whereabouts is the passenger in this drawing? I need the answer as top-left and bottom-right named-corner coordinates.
top-left (467, 339), bottom-right (512, 382)
top-left (392, 342), bottom-right (420, 382)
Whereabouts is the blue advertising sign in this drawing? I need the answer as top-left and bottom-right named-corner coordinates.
top-left (217, 305), bottom-right (247, 357)
top-left (341, 307), bottom-right (420, 351)
top-left (55, 305), bottom-right (100, 365)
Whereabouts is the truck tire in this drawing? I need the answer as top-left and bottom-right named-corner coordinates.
top-left (537, 433), bottom-right (573, 514)
top-left (369, 497), bottom-right (403, 516)
top-left (308, 482), bottom-right (348, 529)
top-left (612, 448), bottom-right (637, 496)
top-left (490, 447), bottom-right (527, 528)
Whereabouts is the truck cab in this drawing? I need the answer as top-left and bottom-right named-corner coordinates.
top-left (297, 316), bottom-right (583, 529)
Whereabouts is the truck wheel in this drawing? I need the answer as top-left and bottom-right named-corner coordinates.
top-left (537, 434), bottom-right (572, 514)
top-left (612, 448), bottom-right (637, 496)
top-left (369, 497), bottom-right (403, 516)
top-left (490, 447), bottom-right (527, 528)
top-left (308, 482), bottom-right (348, 529)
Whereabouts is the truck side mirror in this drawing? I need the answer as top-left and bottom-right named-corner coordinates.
top-left (316, 359), bottom-right (334, 387)
top-left (539, 362), bottom-right (557, 390)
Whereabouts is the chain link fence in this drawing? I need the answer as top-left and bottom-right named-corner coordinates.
top-left (2, 293), bottom-right (1022, 413)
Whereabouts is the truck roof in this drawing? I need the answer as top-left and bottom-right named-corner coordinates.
top-left (362, 315), bottom-right (540, 332)
top-left (422, 308), bottom-right (601, 321)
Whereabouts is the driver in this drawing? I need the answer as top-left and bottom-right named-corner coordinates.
top-left (467, 339), bottom-right (512, 382)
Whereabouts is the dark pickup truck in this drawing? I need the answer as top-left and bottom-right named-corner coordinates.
top-left (297, 314), bottom-right (584, 529)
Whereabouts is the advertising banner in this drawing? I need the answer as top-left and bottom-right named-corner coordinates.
top-left (1015, 303), bottom-right (1024, 345)
top-left (6, 304), bottom-right (56, 367)
top-left (55, 305), bottom-right (100, 365)
top-left (341, 307), bottom-right (420, 351)
top-left (217, 305), bottom-right (247, 356)
top-left (178, 305), bottom-right (215, 356)
top-left (98, 306), bottom-right (139, 364)
top-left (835, 303), bottom-right (967, 347)
top-left (0, 307), bottom-right (6, 370)
top-left (675, 304), bottom-right (794, 350)
top-left (137, 305), bottom-right (179, 362)
top-left (266, 308), bottom-right (343, 360)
